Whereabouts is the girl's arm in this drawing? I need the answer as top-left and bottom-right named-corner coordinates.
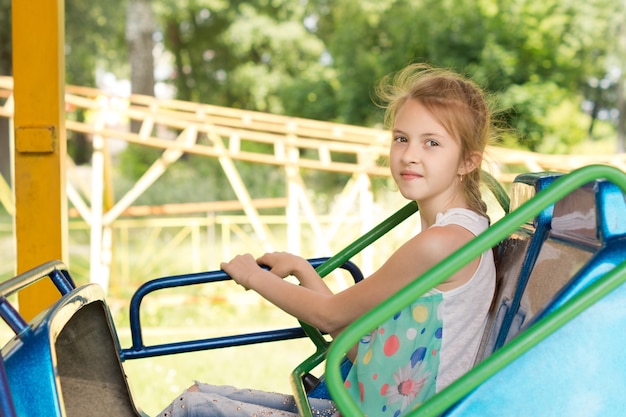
top-left (221, 224), bottom-right (479, 335)
top-left (255, 252), bottom-right (353, 348)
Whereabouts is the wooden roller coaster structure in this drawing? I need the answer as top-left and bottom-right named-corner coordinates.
top-left (1, 75), bottom-right (626, 296)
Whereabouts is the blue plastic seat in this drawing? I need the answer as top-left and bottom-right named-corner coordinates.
top-left (0, 262), bottom-right (146, 417)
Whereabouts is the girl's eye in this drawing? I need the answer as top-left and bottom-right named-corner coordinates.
top-left (425, 139), bottom-right (439, 147)
top-left (394, 135), bottom-right (408, 143)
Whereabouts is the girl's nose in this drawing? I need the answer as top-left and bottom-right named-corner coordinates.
top-left (401, 143), bottom-right (420, 165)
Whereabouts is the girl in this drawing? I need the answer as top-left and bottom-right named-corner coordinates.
top-left (157, 63), bottom-right (496, 417)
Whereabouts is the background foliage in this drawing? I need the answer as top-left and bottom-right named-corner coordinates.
top-left (0, 0), bottom-right (624, 193)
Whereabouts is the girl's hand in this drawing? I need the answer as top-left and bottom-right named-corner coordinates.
top-left (221, 253), bottom-right (262, 290)
top-left (256, 251), bottom-right (307, 278)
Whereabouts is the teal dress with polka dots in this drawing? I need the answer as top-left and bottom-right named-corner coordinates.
top-left (343, 293), bottom-right (443, 417)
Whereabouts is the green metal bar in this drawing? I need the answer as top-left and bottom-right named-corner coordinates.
top-left (290, 349), bottom-right (328, 417)
top-left (301, 200), bottom-right (419, 347)
top-left (325, 164), bottom-right (626, 417)
top-left (315, 201), bottom-right (419, 278)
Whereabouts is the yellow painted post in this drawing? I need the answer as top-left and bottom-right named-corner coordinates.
top-left (12, 0), bottom-right (68, 320)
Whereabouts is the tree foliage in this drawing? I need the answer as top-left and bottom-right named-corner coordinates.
top-left (65, 0), bottom-right (128, 87)
top-left (88, 0), bottom-right (626, 197)
top-left (0, 0), bottom-right (11, 76)
top-left (1, 0), bottom-right (623, 192)
top-left (155, 0), bottom-right (335, 119)
top-left (145, 0), bottom-right (622, 152)
top-left (309, 0), bottom-right (621, 150)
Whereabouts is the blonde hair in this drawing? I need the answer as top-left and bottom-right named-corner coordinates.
top-left (375, 63), bottom-right (492, 218)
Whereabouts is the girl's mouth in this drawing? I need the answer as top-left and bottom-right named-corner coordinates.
top-left (400, 170), bottom-right (423, 180)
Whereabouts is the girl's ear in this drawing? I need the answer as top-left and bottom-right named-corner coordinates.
top-left (458, 151), bottom-right (482, 175)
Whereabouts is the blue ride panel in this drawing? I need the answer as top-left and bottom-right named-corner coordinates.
top-left (0, 261), bottom-right (78, 417)
top-left (3, 295), bottom-right (77, 417)
top-left (0, 351), bottom-right (17, 417)
top-left (443, 276), bottom-right (626, 417)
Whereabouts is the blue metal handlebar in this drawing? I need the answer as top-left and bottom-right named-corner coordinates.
top-left (121, 257), bottom-right (364, 360)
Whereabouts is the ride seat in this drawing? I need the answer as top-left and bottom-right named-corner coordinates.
top-left (55, 295), bottom-right (142, 417)
top-left (2, 278), bottom-right (146, 417)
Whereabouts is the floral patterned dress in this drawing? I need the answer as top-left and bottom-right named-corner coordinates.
top-left (343, 293), bottom-right (443, 417)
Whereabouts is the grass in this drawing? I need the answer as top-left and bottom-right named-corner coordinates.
top-left (117, 305), bottom-right (321, 416)
top-left (122, 338), bottom-right (318, 416)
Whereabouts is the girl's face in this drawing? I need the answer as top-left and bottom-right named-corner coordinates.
top-left (389, 99), bottom-right (467, 210)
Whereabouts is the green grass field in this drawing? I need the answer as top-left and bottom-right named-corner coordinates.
top-left (120, 328), bottom-right (320, 416)
top-left (122, 334), bottom-right (318, 415)
top-left (114, 289), bottom-right (326, 416)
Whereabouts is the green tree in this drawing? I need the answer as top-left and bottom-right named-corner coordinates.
top-left (156, 0), bottom-right (337, 119)
top-left (126, 0), bottom-right (156, 134)
top-left (132, 0), bottom-right (339, 199)
top-left (65, 0), bottom-right (127, 163)
top-left (310, 0), bottom-right (491, 126)
top-left (0, 0), bottom-right (11, 76)
top-left (311, 0), bottom-right (619, 150)
top-left (472, 0), bottom-right (620, 150)
top-left (66, 0), bottom-right (127, 86)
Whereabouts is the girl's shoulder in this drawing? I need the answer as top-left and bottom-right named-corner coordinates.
top-left (408, 208), bottom-right (487, 268)
top-left (432, 208), bottom-right (489, 237)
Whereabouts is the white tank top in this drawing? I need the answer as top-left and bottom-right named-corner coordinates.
top-left (427, 208), bottom-right (495, 390)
